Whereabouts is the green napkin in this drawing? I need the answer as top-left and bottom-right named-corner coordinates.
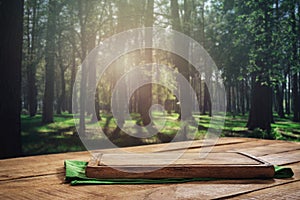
top-left (274, 166), bottom-right (294, 179)
top-left (64, 160), bottom-right (294, 185)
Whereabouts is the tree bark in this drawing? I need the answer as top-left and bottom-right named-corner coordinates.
top-left (69, 37), bottom-right (77, 113)
top-left (200, 0), bottom-right (211, 117)
top-left (292, 73), bottom-right (299, 122)
top-left (232, 84), bottom-right (236, 117)
top-left (247, 81), bottom-right (272, 131)
top-left (198, 74), bottom-right (202, 112)
top-left (138, 0), bottom-right (154, 126)
top-left (57, 63), bottom-right (66, 115)
top-left (276, 84), bottom-right (285, 118)
top-left (42, 0), bottom-right (57, 123)
top-left (226, 84), bottom-right (232, 113)
top-left (78, 0), bottom-right (89, 133)
top-left (26, 0), bottom-right (38, 117)
top-left (171, 0), bottom-right (194, 122)
top-left (285, 73), bottom-right (291, 115)
top-left (236, 83), bottom-right (241, 114)
top-left (298, 72), bottom-right (300, 121)
top-left (202, 81), bottom-right (212, 116)
top-left (291, 2), bottom-right (299, 122)
top-left (0, 0), bottom-right (23, 158)
top-left (240, 80), bottom-right (245, 115)
top-left (245, 78), bottom-right (250, 112)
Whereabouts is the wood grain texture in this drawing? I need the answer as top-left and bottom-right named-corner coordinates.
top-left (227, 180), bottom-right (300, 200)
top-left (86, 152), bottom-right (275, 179)
top-left (0, 137), bottom-right (299, 200)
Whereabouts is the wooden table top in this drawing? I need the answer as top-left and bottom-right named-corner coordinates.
top-left (0, 137), bottom-right (299, 199)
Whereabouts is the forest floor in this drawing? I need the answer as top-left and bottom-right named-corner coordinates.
top-left (21, 112), bottom-right (300, 156)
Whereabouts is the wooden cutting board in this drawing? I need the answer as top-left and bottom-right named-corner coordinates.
top-left (86, 152), bottom-right (275, 179)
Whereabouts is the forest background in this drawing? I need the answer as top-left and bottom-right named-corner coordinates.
top-left (0, 0), bottom-right (299, 158)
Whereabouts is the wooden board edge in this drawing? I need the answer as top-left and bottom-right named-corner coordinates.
top-left (85, 152), bottom-right (275, 179)
top-left (86, 164), bottom-right (275, 179)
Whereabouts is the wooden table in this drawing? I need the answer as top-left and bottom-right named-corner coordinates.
top-left (0, 137), bottom-right (299, 199)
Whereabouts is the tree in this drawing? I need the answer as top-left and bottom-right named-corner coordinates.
top-left (56, 33), bottom-right (69, 114)
top-left (290, 1), bottom-right (299, 122)
top-left (0, 0), bottom-right (24, 158)
top-left (170, 0), bottom-right (192, 121)
top-left (24, 0), bottom-right (38, 117)
top-left (138, 0), bottom-right (154, 126)
top-left (42, 0), bottom-right (57, 123)
top-left (246, 0), bottom-right (275, 132)
top-left (76, 0), bottom-right (104, 132)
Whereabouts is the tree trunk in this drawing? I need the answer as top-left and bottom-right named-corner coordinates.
top-left (247, 1), bottom-right (273, 132)
top-left (171, 0), bottom-right (194, 122)
top-left (57, 64), bottom-right (66, 115)
top-left (87, 33), bottom-right (98, 122)
top-left (227, 84), bottom-right (232, 113)
top-left (138, 0), bottom-right (154, 126)
top-left (287, 73), bottom-right (291, 115)
top-left (298, 2), bottom-right (300, 122)
top-left (42, 0), bottom-right (57, 123)
top-left (26, 0), bottom-right (38, 117)
top-left (202, 81), bottom-right (211, 116)
top-left (276, 84), bottom-right (285, 118)
top-left (232, 84), bottom-right (236, 118)
top-left (198, 74), bottom-right (202, 112)
top-left (245, 79), bottom-right (250, 112)
top-left (240, 80), bottom-right (245, 115)
top-left (27, 64), bottom-right (37, 116)
top-left (247, 82), bottom-right (272, 131)
top-left (291, 3), bottom-right (299, 122)
top-left (292, 73), bottom-right (299, 122)
top-left (0, 0), bottom-right (23, 158)
top-left (78, 0), bottom-right (88, 133)
top-left (91, 88), bottom-right (101, 122)
top-left (170, 0), bottom-right (181, 32)
top-left (200, 0), bottom-right (211, 117)
top-left (69, 41), bottom-right (77, 113)
top-left (237, 84), bottom-right (241, 114)
top-left (298, 72), bottom-right (300, 121)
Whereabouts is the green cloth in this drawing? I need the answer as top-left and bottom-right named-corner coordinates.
top-left (64, 160), bottom-right (294, 186)
top-left (274, 165), bottom-right (294, 179)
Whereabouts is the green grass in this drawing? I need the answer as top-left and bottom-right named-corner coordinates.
top-left (220, 114), bottom-right (300, 141)
top-left (21, 113), bottom-right (85, 155)
top-left (21, 114), bottom-right (75, 134)
top-left (21, 112), bottom-right (300, 156)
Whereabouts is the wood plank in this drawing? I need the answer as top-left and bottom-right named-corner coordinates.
top-left (0, 138), bottom-right (254, 181)
top-left (235, 142), bottom-right (300, 157)
top-left (93, 137), bottom-right (255, 153)
top-left (123, 163), bottom-right (300, 200)
top-left (0, 161), bottom-right (299, 200)
top-left (0, 173), bottom-right (164, 200)
top-left (0, 151), bottom-right (89, 181)
top-left (99, 152), bottom-right (262, 165)
top-left (0, 137), bottom-right (298, 200)
top-left (86, 152), bottom-right (275, 179)
top-left (0, 172), bottom-right (294, 200)
top-left (258, 150), bottom-right (300, 166)
top-left (227, 180), bottom-right (300, 200)
top-left (183, 139), bottom-right (282, 153)
top-left (0, 138), bottom-right (297, 181)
